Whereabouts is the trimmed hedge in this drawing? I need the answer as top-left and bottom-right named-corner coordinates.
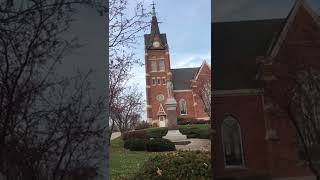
top-left (124, 138), bottom-right (146, 151)
top-left (122, 130), bottom-right (147, 141)
top-left (145, 127), bottom-right (168, 138)
top-left (146, 138), bottom-right (175, 152)
top-left (179, 124), bottom-right (210, 139)
top-left (132, 151), bottom-right (211, 180)
top-left (177, 118), bottom-right (210, 125)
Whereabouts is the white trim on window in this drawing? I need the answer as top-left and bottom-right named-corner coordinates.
top-left (179, 99), bottom-right (187, 115)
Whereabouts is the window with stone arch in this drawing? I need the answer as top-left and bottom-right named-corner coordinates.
top-left (179, 99), bottom-right (187, 115)
top-left (222, 116), bottom-right (244, 167)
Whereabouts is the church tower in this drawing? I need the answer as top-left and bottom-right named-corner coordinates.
top-left (145, 3), bottom-right (172, 127)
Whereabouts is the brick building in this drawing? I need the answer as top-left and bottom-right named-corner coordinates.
top-left (144, 6), bottom-right (211, 127)
top-left (213, 0), bottom-right (320, 179)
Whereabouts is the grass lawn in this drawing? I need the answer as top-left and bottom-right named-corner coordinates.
top-left (109, 137), bottom-right (158, 180)
top-left (178, 124), bottom-right (210, 139)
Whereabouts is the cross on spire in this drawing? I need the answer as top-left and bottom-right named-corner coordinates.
top-left (151, 0), bottom-right (156, 16)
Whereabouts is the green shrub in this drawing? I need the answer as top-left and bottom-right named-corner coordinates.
top-left (146, 138), bottom-right (175, 152)
top-left (122, 130), bottom-right (147, 141)
top-left (177, 118), bottom-right (210, 125)
top-left (131, 151), bottom-right (211, 180)
top-left (145, 127), bottom-right (168, 138)
top-left (178, 124), bottom-right (210, 139)
top-left (124, 138), bottom-right (146, 151)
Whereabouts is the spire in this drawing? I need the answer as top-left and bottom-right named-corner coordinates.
top-left (152, 0), bottom-right (156, 17)
top-left (150, 0), bottom-right (160, 36)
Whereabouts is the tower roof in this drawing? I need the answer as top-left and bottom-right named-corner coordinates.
top-left (144, 1), bottom-right (168, 49)
top-left (150, 1), bottom-right (161, 38)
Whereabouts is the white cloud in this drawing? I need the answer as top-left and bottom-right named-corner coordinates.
top-left (171, 52), bottom-right (211, 69)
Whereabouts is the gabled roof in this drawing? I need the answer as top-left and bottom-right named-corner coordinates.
top-left (157, 103), bottom-right (166, 115)
top-left (194, 60), bottom-right (211, 80)
top-left (171, 67), bottom-right (200, 90)
top-left (213, 18), bottom-right (285, 90)
top-left (269, 0), bottom-right (320, 57)
top-left (213, 0), bottom-right (320, 90)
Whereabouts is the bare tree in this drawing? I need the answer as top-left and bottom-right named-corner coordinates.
top-left (288, 67), bottom-right (320, 179)
top-left (110, 86), bottom-right (143, 135)
top-left (194, 79), bottom-right (212, 119)
top-left (109, 0), bottom-right (149, 49)
top-left (107, 0), bottom-right (149, 142)
top-left (260, 61), bottom-right (320, 179)
top-left (189, 73), bottom-right (212, 120)
top-left (0, 1), bottom-right (107, 179)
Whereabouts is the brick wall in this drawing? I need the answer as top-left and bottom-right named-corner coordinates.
top-left (213, 94), bottom-right (269, 178)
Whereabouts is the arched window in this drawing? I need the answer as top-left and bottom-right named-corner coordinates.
top-left (159, 60), bottom-right (165, 71)
top-left (222, 116), bottom-right (244, 167)
top-left (179, 99), bottom-right (187, 115)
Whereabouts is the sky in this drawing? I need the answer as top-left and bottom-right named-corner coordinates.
top-left (126, 0), bottom-right (212, 120)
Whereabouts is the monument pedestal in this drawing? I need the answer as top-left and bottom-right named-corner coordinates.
top-left (165, 98), bottom-right (178, 130)
top-left (163, 130), bottom-right (187, 143)
top-left (163, 97), bottom-right (188, 143)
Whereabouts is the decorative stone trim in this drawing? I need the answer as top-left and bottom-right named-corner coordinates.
top-left (173, 89), bottom-right (192, 93)
top-left (214, 89), bottom-right (263, 97)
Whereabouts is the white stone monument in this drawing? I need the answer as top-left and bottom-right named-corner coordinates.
top-left (164, 80), bottom-right (187, 142)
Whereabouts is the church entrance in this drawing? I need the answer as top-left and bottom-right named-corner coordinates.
top-left (159, 115), bottom-right (166, 127)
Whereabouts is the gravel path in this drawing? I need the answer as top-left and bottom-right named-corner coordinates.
top-left (175, 139), bottom-right (211, 152)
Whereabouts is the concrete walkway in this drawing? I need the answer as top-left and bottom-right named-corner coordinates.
top-left (175, 139), bottom-right (211, 152)
top-left (110, 132), bottom-right (121, 140)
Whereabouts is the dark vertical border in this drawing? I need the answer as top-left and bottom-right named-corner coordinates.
top-left (211, 0), bottom-right (214, 179)
top-left (105, 0), bottom-right (110, 179)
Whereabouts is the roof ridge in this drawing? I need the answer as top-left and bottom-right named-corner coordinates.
top-left (213, 18), bottom-right (285, 24)
top-left (171, 67), bottom-right (200, 70)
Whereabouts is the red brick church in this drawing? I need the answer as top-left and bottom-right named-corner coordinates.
top-left (144, 6), bottom-right (211, 127)
top-left (213, 0), bottom-right (320, 179)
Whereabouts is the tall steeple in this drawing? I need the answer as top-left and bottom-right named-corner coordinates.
top-left (144, 0), bottom-right (167, 50)
top-left (152, 0), bottom-right (156, 17)
top-left (150, 0), bottom-right (160, 37)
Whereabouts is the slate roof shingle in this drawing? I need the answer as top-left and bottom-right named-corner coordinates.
top-left (171, 67), bottom-right (200, 90)
top-left (212, 18), bottom-right (286, 90)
